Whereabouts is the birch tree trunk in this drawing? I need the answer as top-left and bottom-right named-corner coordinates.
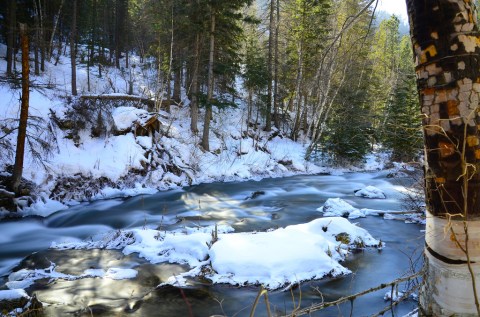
top-left (406, 0), bottom-right (480, 315)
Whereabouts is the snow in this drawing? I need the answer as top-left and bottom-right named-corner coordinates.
top-left (0, 45), bottom-right (420, 312)
top-left (354, 185), bottom-right (386, 199)
top-left (17, 194), bottom-right (68, 217)
top-left (51, 218), bottom-right (381, 290)
top-left (104, 268), bottom-right (138, 280)
top-left (0, 289), bottom-right (30, 301)
top-left (0, 42), bottom-right (402, 218)
top-left (205, 217), bottom-right (378, 289)
top-left (384, 289), bottom-right (405, 301)
top-left (6, 262), bottom-right (139, 291)
top-left (112, 106), bottom-right (150, 131)
top-left (317, 198), bottom-right (366, 219)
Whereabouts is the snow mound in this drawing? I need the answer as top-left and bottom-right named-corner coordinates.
top-left (204, 217), bottom-right (378, 289)
top-left (112, 106), bottom-right (150, 131)
top-left (0, 289), bottom-right (30, 300)
top-left (317, 198), bottom-right (365, 219)
top-left (354, 186), bottom-right (386, 199)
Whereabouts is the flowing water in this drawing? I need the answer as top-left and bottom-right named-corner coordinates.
top-left (0, 171), bottom-right (424, 316)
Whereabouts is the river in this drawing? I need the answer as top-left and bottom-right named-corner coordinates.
top-left (0, 171), bottom-right (424, 316)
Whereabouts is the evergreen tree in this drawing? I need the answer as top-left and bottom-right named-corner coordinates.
top-left (382, 35), bottom-right (422, 162)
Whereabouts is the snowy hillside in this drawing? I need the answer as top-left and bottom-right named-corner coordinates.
top-left (0, 44), bottom-right (360, 213)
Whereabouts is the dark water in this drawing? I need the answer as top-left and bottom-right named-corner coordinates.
top-left (0, 171), bottom-right (424, 316)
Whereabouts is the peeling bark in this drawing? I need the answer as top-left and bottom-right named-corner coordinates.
top-left (407, 0), bottom-right (480, 315)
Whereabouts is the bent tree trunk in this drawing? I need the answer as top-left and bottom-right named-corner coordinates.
top-left (406, 0), bottom-right (480, 315)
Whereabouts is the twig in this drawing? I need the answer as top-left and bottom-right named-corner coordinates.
top-left (279, 272), bottom-right (422, 317)
top-left (179, 288), bottom-right (194, 317)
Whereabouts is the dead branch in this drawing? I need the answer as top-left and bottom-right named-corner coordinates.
top-left (280, 271), bottom-right (422, 317)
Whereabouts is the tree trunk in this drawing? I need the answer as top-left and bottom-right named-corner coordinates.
top-left (48, 0), bottom-right (64, 60)
top-left (33, 0), bottom-right (40, 75)
top-left (406, 0), bottom-right (480, 315)
top-left (273, 0), bottom-right (280, 128)
top-left (201, 9), bottom-right (215, 151)
top-left (70, 0), bottom-right (77, 96)
top-left (266, 0), bottom-right (275, 132)
top-left (173, 52), bottom-right (182, 103)
top-left (39, 0), bottom-right (45, 72)
top-left (190, 32), bottom-right (200, 134)
top-left (6, 1), bottom-right (16, 76)
top-left (12, 24), bottom-right (30, 195)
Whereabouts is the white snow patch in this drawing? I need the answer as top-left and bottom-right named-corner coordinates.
top-left (18, 195), bottom-right (68, 217)
top-left (0, 289), bottom-right (30, 300)
top-left (384, 289), bottom-right (405, 301)
top-left (112, 106), bottom-right (150, 131)
top-left (6, 263), bottom-right (138, 292)
top-left (105, 268), bottom-right (138, 280)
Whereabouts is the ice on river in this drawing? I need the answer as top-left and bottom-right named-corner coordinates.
top-left (51, 217), bottom-right (380, 290)
top-left (6, 262), bottom-right (138, 291)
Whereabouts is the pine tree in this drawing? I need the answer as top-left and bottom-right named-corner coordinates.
top-left (382, 35), bottom-right (422, 162)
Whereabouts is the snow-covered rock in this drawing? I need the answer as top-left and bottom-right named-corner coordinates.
top-left (354, 186), bottom-right (386, 199)
top-left (317, 198), bottom-right (360, 218)
top-left (348, 209), bottom-right (366, 219)
top-left (203, 217), bottom-right (378, 289)
top-left (0, 289), bottom-right (30, 301)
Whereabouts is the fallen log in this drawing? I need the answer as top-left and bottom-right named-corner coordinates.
top-left (80, 94), bottom-right (171, 111)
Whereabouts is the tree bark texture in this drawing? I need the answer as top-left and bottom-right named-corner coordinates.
top-left (12, 24), bottom-right (30, 195)
top-left (274, 0), bottom-right (280, 128)
top-left (406, 0), bottom-right (480, 315)
top-left (6, 1), bottom-right (16, 76)
top-left (201, 9), bottom-right (215, 151)
top-left (70, 0), bottom-right (77, 96)
top-left (190, 32), bottom-right (200, 134)
top-left (266, 0), bottom-right (275, 132)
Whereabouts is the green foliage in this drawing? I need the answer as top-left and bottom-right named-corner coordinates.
top-left (382, 36), bottom-right (423, 161)
top-left (322, 86), bottom-right (373, 164)
top-left (197, 92), bottom-right (238, 109)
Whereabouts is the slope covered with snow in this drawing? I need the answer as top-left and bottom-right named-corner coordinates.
top-left (0, 44), bottom-right (390, 213)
